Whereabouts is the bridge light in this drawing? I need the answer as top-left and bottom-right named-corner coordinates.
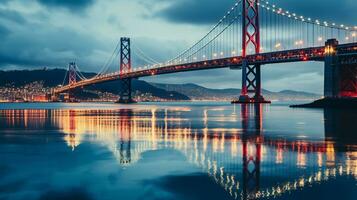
top-left (325, 45), bottom-right (335, 55)
top-left (340, 24), bottom-right (344, 28)
top-left (202, 55), bottom-right (206, 58)
top-left (318, 37), bottom-right (323, 42)
top-left (352, 32), bottom-right (356, 37)
top-left (213, 53), bottom-right (217, 57)
top-left (275, 43), bottom-right (281, 48)
top-left (231, 51), bottom-right (236, 55)
top-left (220, 52), bottom-right (224, 56)
top-left (345, 37), bottom-right (349, 41)
top-left (308, 18), bottom-right (311, 21)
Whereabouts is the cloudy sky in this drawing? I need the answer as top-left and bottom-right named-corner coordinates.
top-left (0, 0), bottom-right (356, 93)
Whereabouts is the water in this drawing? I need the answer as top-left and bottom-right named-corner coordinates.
top-left (0, 102), bottom-right (356, 200)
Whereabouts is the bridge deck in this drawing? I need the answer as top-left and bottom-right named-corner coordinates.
top-left (54, 43), bottom-right (357, 94)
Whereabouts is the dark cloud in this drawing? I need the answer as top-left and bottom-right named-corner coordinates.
top-left (275, 0), bottom-right (357, 25)
top-left (148, 0), bottom-right (234, 24)
top-left (0, 8), bottom-right (27, 24)
top-left (0, 0), bottom-right (11, 5)
top-left (0, 21), bottom-right (104, 69)
top-left (148, 0), bottom-right (356, 26)
top-left (0, 24), bottom-right (10, 37)
top-left (37, 0), bottom-right (95, 10)
top-left (39, 187), bottom-right (93, 200)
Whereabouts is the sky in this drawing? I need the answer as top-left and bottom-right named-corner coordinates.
top-left (0, 0), bottom-right (356, 93)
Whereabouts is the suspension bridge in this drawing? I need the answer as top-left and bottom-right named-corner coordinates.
top-left (52, 0), bottom-right (357, 103)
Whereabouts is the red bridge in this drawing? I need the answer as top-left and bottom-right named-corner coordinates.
top-left (53, 0), bottom-right (357, 103)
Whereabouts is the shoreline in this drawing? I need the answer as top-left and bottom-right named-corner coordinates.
top-left (290, 98), bottom-right (357, 109)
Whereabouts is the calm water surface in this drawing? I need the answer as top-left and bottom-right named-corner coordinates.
top-left (0, 102), bottom-right (356, 200)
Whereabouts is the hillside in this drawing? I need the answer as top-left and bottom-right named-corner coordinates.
top-left (0, 69), bottom-right (190, 101)
top-left (0, 69), bottom-right (321, 101)
top-left (151, 83), bottom-right (321, 101)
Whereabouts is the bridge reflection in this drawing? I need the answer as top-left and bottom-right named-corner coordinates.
top-left (0, 106), bottom-right (356, 199)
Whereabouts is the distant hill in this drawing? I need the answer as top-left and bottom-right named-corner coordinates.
top-left (0, 69), bottom-right (190, 100)
top-left (0, 68), bottom-right (73, 87)
top-left (0, 69), bottom-right (321, 101)
top-left (150, 83), bottom-right (321, 101)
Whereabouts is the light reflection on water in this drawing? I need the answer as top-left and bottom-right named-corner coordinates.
top-left (0, 102), bottom-right (356, 200)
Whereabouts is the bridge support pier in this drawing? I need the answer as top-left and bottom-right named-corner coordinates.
top-left (324, 39), bottom-right (357, 98)
top-left (233, 61), bottom-right (270, 104)
top-left (117, 78), bottom-right (135, 104)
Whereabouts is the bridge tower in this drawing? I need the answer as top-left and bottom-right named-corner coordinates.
top-left (67, 62), bottom-right (78, 102)
top-left (68, 62), bottom-right (77, 86)
top-left (236, 0), bottom-right (269, 104)
top-left (117, 37), bottom-right (135, 103)
top-left (324, 39), bottom-right (357, 98)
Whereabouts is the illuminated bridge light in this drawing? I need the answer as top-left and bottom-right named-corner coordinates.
top-left (275, 43), bottom-right (281, 48)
